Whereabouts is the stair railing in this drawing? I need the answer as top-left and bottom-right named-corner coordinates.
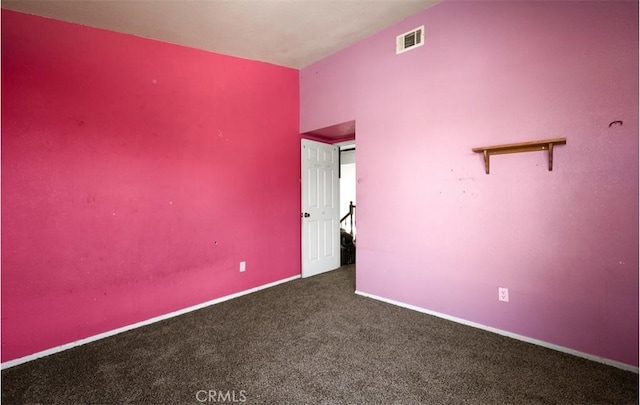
top-left (340, 201), bottom-right (356, 236)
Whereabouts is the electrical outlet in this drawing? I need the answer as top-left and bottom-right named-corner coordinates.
top-left (239, 261), bottom-right (246, 272)
top-left (498, 287), bottom-right (509, 302)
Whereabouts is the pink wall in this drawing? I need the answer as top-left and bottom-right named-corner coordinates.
top-left (1, 10), bottom-right (300, 362)
top-left (301, 1), bottom-right (639, 366)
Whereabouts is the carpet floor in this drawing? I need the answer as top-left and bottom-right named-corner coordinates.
top-left (2, 265), bottom-right (638, 404)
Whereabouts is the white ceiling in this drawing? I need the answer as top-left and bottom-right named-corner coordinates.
top-left (1, 0), bottom-right (441, 69)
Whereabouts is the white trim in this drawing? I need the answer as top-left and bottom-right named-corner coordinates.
top-left (1, 275), bottom-right (301, 370)
top-left (355, 290), bottom-right (639, 373)
top-left (336, 140), bottom-right (356, 149)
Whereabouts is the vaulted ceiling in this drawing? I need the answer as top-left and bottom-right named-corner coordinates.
top-left (2, 0), bottom-right (441, 69)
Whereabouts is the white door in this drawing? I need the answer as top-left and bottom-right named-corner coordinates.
top-left (301, 139), bottom-right (340, 278)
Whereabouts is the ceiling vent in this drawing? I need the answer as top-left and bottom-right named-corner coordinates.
top-left (396, 25), bottom-right (424, 55)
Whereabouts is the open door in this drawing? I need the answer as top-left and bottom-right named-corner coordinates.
top-left (301, 139), bottom-right (340, 277)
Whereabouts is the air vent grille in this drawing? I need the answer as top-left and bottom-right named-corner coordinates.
top-left (396, 25), bottom-right (424, 55)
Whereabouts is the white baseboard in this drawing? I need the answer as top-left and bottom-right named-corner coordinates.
top-left (1, 275), bottom-right (301, 370)
top-left (355, 290), bottom-right (639, 373)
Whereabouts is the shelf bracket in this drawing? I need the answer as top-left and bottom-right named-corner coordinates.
top-left (472, 138), bottom-right (566, 174)
top-left (483, 150), bottom-right (489, 174)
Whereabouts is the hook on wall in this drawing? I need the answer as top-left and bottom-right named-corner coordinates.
top-left (608, 120), bottom-right (623, 128)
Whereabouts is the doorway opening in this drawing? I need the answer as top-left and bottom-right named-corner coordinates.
top-left (301, 120), bottom-right (356, 278)
top-left (338, 142), bottom-right (356, 266)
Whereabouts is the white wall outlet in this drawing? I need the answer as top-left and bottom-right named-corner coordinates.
top-left (498, 287), bottom-right (509, 302)
top-left (239, 261), bottom-right (246, 272)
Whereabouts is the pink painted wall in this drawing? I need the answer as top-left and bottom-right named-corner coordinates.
top-left (1, 10), bottom-right (300, 362)
top-left (301, 1), bottom-right (639, 366)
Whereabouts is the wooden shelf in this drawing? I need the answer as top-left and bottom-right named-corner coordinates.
top-left (472, 138), bottom-right (566, 174)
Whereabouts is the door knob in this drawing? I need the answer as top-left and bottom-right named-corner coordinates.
top-left (302, 212), bottom-right (311, 218)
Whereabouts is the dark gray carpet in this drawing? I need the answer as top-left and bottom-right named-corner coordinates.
top-left (2, 265), bottom-right (638, 404)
